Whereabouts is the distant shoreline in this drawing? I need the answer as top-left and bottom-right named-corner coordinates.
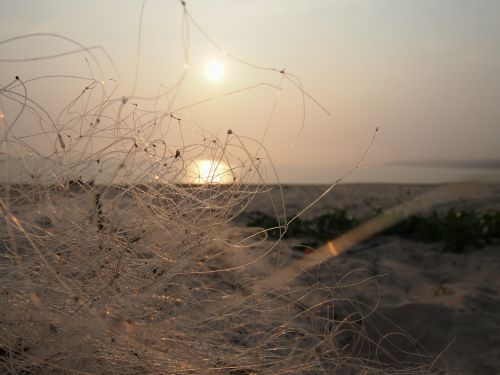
top-left (390, 159), bottom-right (500, 170)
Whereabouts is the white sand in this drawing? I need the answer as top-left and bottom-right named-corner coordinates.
top-left (234, 183), bottom-right (500, 374)
top-left (2, 182), bottom-right (499, 374)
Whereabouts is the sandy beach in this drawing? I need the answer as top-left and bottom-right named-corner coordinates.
top-left (1, 182), bottom-right (499, 374)
top-left (3, 0), bottom-right (500, 372)
top-left (237, 183), bottom-right (500, 219)
top-left (231, 183), bottom-right (500, 374)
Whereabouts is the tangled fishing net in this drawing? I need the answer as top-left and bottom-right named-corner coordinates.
top-left (0, 2), bottom-right (440, 374)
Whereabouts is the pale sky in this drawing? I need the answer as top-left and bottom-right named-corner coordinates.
top-left (1, 0), bottom-right (500, 183)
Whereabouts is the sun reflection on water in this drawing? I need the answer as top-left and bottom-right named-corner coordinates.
top-left (187, 159), bottom-right (233, 184)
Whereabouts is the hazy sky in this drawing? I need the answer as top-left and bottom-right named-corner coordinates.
top-left (1, 0), bottom-right (500, 183)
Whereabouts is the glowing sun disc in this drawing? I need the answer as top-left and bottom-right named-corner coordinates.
top-left (205, 60), bottom-right (224, 81)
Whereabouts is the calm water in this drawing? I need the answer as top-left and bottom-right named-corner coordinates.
top-left (276, 164), bottom-right (500, 185)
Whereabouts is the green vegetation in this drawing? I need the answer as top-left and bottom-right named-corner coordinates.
top-left (246, 210), bottom-right (357, 241)
top-left (387, 209), bottom-right (500, 252)
top-left (246, 209), bottom-right (500, 253)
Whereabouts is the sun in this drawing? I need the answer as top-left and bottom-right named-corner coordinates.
top-left (188, 159), bottom-right (233, 184)
top-left (205, 60), bottom-right (224, 81)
